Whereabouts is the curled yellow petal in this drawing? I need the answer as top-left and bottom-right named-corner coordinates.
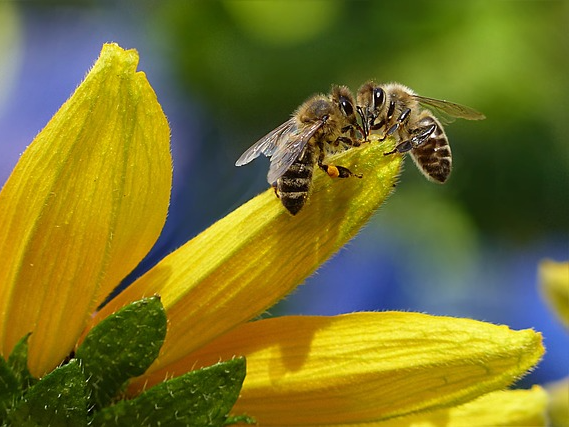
top-left (539, 259), bottom-right (569, 328)
top-left (0, 43), bottom-right (171, 376)
top-left (94, 136), bottom-right (401, 369)
top-left (130, 312), bottom-right (543, 425)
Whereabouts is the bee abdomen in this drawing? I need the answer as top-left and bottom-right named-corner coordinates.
top-left (277, 146), bottom-right (317, 215)
top-left (279, 189), bottom-right (310, 215)
top-left (412, 134), bottom-right (452, 183)
top-left (409, 116), bottom-right (452, 183)
top-left (277, 167), bottom-right (314, 215)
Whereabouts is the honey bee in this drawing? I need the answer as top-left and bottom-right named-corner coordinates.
top-left (236, 86), bottom-right (363, 215)
top-left (357, 81), bottom-right (485, 183)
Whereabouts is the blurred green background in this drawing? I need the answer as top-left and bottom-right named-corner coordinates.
top-left (0, 0), bottom-right (567, 391)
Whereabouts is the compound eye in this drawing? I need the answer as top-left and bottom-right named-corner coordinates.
top-left (373, 87), bottom-right (385, 110)
top-left (339, 95), bottom-right (354, 117)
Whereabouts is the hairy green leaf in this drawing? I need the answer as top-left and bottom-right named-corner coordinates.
top-left (91, 358), bottom-right (246, 427)
top-left (76, 296), bottom-right (167, 409)
top-left (7, 334), bottom-right (36, 391)
top-left (0, 356), bottom-right (19, 422)
top-left (7, 360), bottom-right (87, 427)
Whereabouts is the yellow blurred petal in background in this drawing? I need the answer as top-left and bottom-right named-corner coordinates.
top-left (0, 43), bottom-right (171, 376)
top-left (539, 260), bottom-right (569, 328)
top-left (545, 378), bottom-right (569, 427)
top-left (0, 1), bottom-right (23, 117)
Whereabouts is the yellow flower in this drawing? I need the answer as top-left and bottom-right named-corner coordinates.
top-left (544, 378), bottom-right (569, 427)
top-left (0, 43), bottom-right (545, 425)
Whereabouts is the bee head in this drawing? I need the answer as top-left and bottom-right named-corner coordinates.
top-left (358, 81), bottom-right (385, 112)
top-left (330, 85), bottom-right (365, 138)
top-left (356, 81), bottom-right (387, 138)
top-left (331, 86), bottom-right (356, 119)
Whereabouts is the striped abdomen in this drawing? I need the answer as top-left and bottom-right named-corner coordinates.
top-left (276, 143), bottom-right (318, 215)
top-left (410, 115), bottom-right (452, 183)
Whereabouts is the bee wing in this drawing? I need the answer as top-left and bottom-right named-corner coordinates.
top-left (414, 96), bottom-right (486, 121)
top-left (266, 119), bottom-right (324, 184)
top-left (235, 119), bottom-right (297, 167)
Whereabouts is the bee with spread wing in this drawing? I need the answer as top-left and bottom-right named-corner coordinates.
top-left (236, 86), bottom-right (363, 215)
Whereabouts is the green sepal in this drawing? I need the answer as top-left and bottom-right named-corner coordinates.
top-left (90, 357), bottom-right (246, 427)
top-left (7, 333), bottom-right (36, 391)
top-left (224, 414), bottom-right (256, 425)
top-left (1, 334), bottom-right (38, 422)
top-left (6, 359), bottom-right (87, 427)
top-left (75, 296), bottom-right (167, 410)
top-left (0, 356), bottom-right (20, 422)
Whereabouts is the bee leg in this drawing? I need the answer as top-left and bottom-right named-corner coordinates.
top-left (380, 123), bottom-right (400, 141)
top-left (318, 161), bottom-right (362, 179)
top-left (335, 136), bottom-right (362, 148)
top-left (317, 142), bottom-right (362, 178)
top-left (380, 107), bottom-right (411, 141)
top-left (384, 123), bottom-right (436, 156)
top-left (342, 122), bottom-right (366, 141)
top-left (272, 182), bottom-right (280, 198)
top-left (410, 123), bottom-right (437, 147)
top-left (370, 117), bottom-right (385, 132)
top-left (384, 140), bottom-right (413, 156)
top-left (320, 163), bottom-right (362, 178)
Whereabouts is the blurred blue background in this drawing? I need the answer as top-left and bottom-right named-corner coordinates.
top-left (1, 1), bottom-right (567, 390)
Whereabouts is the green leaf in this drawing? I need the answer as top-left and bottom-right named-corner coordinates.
top-left (91, 358), bottom-right (246, 427)
top-left (223, 414), bottom-right (256, 425)
top-left (0, 334), bottom-right (38, 423)
top-left (75, 296), bottom-right (167, 409)
top-left (0, 356), bottom-right (19, 421)
top-left (7, 359), bottom-right (87, 427)
top-left (7, 334), bottom-right (36, 391)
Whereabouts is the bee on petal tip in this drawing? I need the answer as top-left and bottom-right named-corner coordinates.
top-left (236, 86), bottom-right (364, 215)
top-left (356, 81), bottom-right (485, 183)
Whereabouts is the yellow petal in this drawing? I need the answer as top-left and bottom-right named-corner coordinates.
top-left (0, 43), bottom-right (171, 376)
top-left (94, 136), bottom-right (401, 369)
top-left (539, 259), bottom-right (569, 328)
top-left (336, 387), bottom-right (547, 427)
top-left (130, 312), bottom-right (543, 425)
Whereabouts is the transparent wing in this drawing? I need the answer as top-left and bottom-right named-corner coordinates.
top-left (414, 95), bottom-right (486, 121)
top-left (235, 119), bottom-right (297, 166)
top-left (266, 120), bottom-right (324, 184)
